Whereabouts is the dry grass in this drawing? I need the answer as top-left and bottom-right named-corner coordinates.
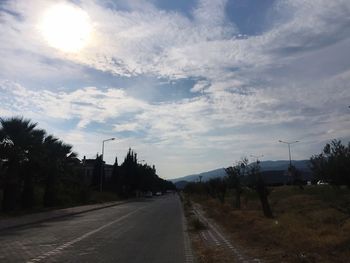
top-left (189, 186), bottom-right (350, 263)
top-left (190, 233), bottom-right (236, 263)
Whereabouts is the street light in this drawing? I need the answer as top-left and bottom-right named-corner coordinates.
top-left (100, 137), bottom-right (115, 192)
top-left (278, 140), bottom-right (299, 168)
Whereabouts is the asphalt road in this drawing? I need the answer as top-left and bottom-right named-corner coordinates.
top-left (0, 194), bottom-right (193, 263)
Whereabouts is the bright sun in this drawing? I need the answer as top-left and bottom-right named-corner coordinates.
top-left (39, 4), bottom-right (92, 52)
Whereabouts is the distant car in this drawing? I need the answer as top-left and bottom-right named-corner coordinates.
top-left (317, 180), bottom-right (329, 185)
top-left (145, 191), bottom-right (153, 197)
top-left (155, 192), bottom-right (162, 196)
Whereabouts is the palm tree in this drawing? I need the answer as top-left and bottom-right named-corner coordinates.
top-left (1, 117), bottom-right (80, 210)
top-left (21, 129), bottom-right (46, 209)
top-left (42, 135), bottom-right (77, 207)
top-left (0, 117), bottom-right (39, 211)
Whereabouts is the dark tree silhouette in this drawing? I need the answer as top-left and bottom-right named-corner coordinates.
top-left (288, 165), bottom-right (304, 189)
top-left (0, 117), bottom-right (39, 211)
top-left (225, 164), bottom-right (243, 209)
top-left (21, 129), bottom-right (46, 209)
top-left (0, 117), bottom-right (79, 211)
top-left (0, 116), bottom-right (175, 212)
top-left (91, 154), bottom-right (103, 189)
top-left (42, 135), bottom-right (77, 207)
top-left (247, 161), bottom-right (273, 218)
top-left (310, 140), bottom-right (350, 187)
top-left (107, 148), bottom-right (175, 197)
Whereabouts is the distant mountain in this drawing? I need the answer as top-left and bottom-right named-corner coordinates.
top-left (171, 160), bottom-right (311, 184)
top-left (174, 180), bottom-right (190, 190)
top-left (171, 168), bottom-right (226, 183)
top-left (259, 160), bottom-right (310, 172)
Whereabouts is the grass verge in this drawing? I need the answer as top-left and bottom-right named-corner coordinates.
top-left (189, 185), bottom-right (350, 263)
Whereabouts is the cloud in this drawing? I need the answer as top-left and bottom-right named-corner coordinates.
top-left (0, 80), bottom-right (148, 128)
top-left (1, 0), bottom-right (350, 178)
top-left (2, 0), bottom-right (349, 84)
top-left (113, 122), bottom-right (140, 132)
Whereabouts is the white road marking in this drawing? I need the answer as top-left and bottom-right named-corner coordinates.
top-left (26, 207), bottom-right (144, 263)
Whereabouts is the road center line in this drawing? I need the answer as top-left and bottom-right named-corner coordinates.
top-left (26, 207), bottom-right (144, 263)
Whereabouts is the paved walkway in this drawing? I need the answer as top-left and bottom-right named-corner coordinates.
top-left (193, 203), bottom-right (261, 263)
top-left (0, 200), bottom-right (126, 231)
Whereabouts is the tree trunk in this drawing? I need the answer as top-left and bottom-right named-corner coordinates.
top-left (258, 191), bottom-right (273, 218)
top-left (256, 176), bottom-right (273, 218)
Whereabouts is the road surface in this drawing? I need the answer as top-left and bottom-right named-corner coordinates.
top-left (0, 195), bottom-right (193, 263)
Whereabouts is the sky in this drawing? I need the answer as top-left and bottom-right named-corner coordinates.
top-left (0, 0), bottom-right (349, 179)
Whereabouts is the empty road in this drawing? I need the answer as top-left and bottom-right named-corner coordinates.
top-left (0, 195), bottom-right (193, 263)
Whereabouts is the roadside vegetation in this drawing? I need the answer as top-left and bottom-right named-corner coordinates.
top-left (0, 116), bottom-right (174, 214)
top-left (184, 140), bottom-right (350, 262)
top-left (186, 186), bottom-right (350, 262)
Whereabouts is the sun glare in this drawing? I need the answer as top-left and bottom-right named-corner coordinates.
top-left (39, 4), bottom-right (92, 52)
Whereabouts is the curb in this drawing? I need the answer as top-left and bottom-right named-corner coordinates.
top-left (0, 200), bottom-right (130, 232)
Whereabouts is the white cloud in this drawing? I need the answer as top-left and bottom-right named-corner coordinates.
top-left (0, 81), bottom-right (148, 128)
top-left (113, 122), bottom-right (140, 132)
top-left (2, 0), bottom-right (349, 84)
top-left (1, 0), bottom-right (350, 178)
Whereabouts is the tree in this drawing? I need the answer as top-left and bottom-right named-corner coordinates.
top-left (247, 160), bottom-right (273, 218)
top-left (207, 178), bottom-right (227, 204)
top-left (112, 148), bottom-right (174, 197)
top-left (91, 154), bottom-right (103, 189)
top-left (288, 165), bottom-right (304, 190)
top-left (42, 135), bottom-right (77, 207)
top-left (110, 156), bottom-right (120, 193)
top-left (0, 117), bottom-right (39, 211)
top-left (225, 163), bottom-right (244, 209)
top-left (310, 140), bottom-right (350, 187)
top-left (21, 128), bottom-right (46, 209)
top-left (0, 116), bottom-right (98, 211)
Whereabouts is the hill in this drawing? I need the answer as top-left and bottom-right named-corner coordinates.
top-left (172, 160), bottom-right (311, 188)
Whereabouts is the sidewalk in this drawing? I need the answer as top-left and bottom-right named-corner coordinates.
top-left (0, 200), bottom-right (127, 231)
top-left (192, 203), bottom-right (261, 263)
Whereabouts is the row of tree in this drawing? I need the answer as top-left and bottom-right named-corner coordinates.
top-left (184, 140), bottom-right (350, 218)
top-left (310, 140), bottom-right (350, 187)
top-left (184, 158), bottom-right (274, 218)
top-left (0, 117), bottom-right (175, 212)
top-left (90, 148), bottom-right (175, 197)
top-left (0, 117), bottom-right (80, 211)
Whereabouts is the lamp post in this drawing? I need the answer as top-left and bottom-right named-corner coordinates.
top-left (100, 138), bottom-right (115, 192)
top-left (278, 140), bottom-right (299, 168)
